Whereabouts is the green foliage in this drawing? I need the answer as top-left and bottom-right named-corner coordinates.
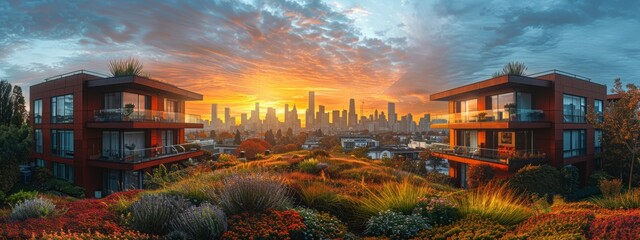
top-left (309, 149), bottom-right (331, 158)
top-left (351, 147), bottom-right (369, 159)
top-left (359, 180), bottom-right (433, 221)
top-left (599, 178), bottom-right (623, 198)
top-left (364, 210), bottom-right (429, 239)
top-left (413, 197), bottom-right (460, 226)
top-left (467, 164), bottom-right (495, 188)
top-left (32, 167), bottom-right (53, 184)
top-left (424, 172), bottom-right (453, 186)
top-left (169, 203), bottom-right (227, 240)
top-left (591, 190), bottom-right (640, 209)
top-left (108, 57), bottom-right (148, 77)
top-left (298, 158), bottom-right (321, 174)
top-left (417, 214), bottom-right (508, 240)
top-left (43, 178), bottom-right (85, 198)
top-left (508, 164), bottom-right (567, 196)
top-left (457, 181), bottom-right (533, 225)
top-left (11, 197), bottom-right (56, 221)
top-left (5, 190), bottom-right (38, 206)
top-left (298, 183), bottom-right (356, 223)
top-left (0, 125), bottom-right (32, 194)
top-left (144, 164), bottom-right (184, 189)
top-left (216, 173), bottom-right (292, 215)
top-left (588, 170), bottom-right (613, 186)
top-left (129, 194), bottom-right (192, 235)
top-left (561, 165), bottom-right (580, 194)
top-left (492, 61), bottom-right (527, 77)
top-left (0, 81), bottom-right (28, 126)
top-left (296, 208), bottom-right (347, 240)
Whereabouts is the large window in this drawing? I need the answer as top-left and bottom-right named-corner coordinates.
top-left (35, 159), bottom-right (45, 168)
top-left (52, 162), bottom-right (74, 182)
top-left (35, 129), bottom-right (43, 153)
top-left (34, 99), bottom-right (42, 124)
top-left (594, 99), bottom-right (604, 122)
top-left (102, 131), bottom-right (122, 160)
top-left (51, 130), bottom-right (74, 158)
top-left (595, 130), bottom-right (603, 153)
top-left (51, 94), bottom-right (73, 123)
top-left (563, 94), bottom-right (586, 123)
top-left (563, 129), bottom-right (586, 158)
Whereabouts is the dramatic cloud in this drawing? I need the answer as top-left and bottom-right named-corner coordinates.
top-left (1, 0), bottom-right (639, 121)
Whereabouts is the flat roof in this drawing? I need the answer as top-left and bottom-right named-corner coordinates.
top-left (430, 75), bottom-right (551, 101)
top-left (86, 75), bottom-right (203, 100)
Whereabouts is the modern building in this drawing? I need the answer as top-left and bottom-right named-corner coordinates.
top-left (339, 135), bottom-right (380, 151)
top-left (429, 70), bottom-right (606, 187)
top-left (30, 70), bottom-right (205, 196)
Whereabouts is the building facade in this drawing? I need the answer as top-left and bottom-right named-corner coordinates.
top-left (429, 71), bottom-right (606, 187)
top-left (30, 70), bottom-right (204, 196)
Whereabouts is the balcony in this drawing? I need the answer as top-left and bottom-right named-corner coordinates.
top-left (429, 143), bottom-right (547, 171)
top-left (431, 109), bottom-right (549, 129)
top-left (88, 143), bottom-right (211, 170)
top-left (89, 108), bottom-right (204, 129)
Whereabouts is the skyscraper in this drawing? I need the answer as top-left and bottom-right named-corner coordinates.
top-left (211, 104), bottom-right (218, 121)
top-left (224, 107), bottom-right (231, 128)
top-left (348, 98), bottom-right (356, 127)
top-left (306, 91), bottom-right (315, 129)
top-left (388, 102), bottom-right (397, 127)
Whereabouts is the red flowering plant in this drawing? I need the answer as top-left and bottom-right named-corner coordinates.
top-left (589, 211), bottom-right (640, 240)
top-left (222, 210), bottom-right (306, 240)
top-left (503, 211), bottom-right (595, 239)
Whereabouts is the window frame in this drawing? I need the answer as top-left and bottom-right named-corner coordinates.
top-left (51, 94), bottom-right (74, 123)
top-left (34, 129), bottom-right (43, 153)
top-left (563, 94), bottom-right (586, 123)
top-left (563, 129), bottom-right (586, 158)
top-left (33, 99), bottom-right (42, 124)
top-left (51, 129), bottom-right (74, 158)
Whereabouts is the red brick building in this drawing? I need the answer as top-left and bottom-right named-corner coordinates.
top-left (429, 70), bottom-right (606, 187)
top-left (30, 70), bottom-right (204, 196)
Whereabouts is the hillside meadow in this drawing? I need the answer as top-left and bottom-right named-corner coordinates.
top-left (1, 150), bottom-right (639, 239)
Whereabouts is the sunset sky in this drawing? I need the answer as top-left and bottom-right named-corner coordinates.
top-left (2, 0), bottom-right (639, 123)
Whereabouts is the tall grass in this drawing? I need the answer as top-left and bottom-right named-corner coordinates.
top-left (216, 173), bottom-right (292, 215)
top-left (358, 179), bottom-right (433, 220)
top-left (456, 181), bottom-right (533, 225)
top-left (108, 57), bottom-right (147, 77)
top-left (591, 190), bottom-right (640, 209)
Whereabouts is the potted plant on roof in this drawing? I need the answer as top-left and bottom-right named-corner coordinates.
top-left (123, 103), bottom-right (135, 121)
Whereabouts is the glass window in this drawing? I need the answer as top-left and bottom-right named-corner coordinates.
top-left (52, 162), bottom-right (74, 182)
top-left (34, 99), bottom-right (42, 124)
top-left (35, 129), bottom-right (43, 153)
top-left (104, 92), bottom-right (122, 109)
top-left (595, 130), bottom-right (603, 153)
top-left (102, 131), bottom-right (122, 160)
top-left (594, 99), bottom-right (603, 122)
top-left (563, 94), bottom-right (586, 123)
top-left (36, 159), bottom-right (45, 167)
top-left (51, 94), bottom-right (73, 123)
top-left (563, 129), bottom-right (586, 158)
top-left (51, 130), bottom-right (74, 158)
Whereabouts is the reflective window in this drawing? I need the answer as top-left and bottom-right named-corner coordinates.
top-left (51, 94), bottom-right (73, 123)
top-left (52, 162), bottom-right (74, 182)
top-left (35, 129), bottom-right (43, 153)
top-left (563, 129), bottom-right (586, 158)
top-left (563, 94), bottom-right (586, 123)
top-left (51, 130), bottom-right (74, 158)
top-left (34, 99), bottom-right (42, 124)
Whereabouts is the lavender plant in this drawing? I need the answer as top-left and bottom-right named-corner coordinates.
top-left (216, 173), bottom-right (291, 215)
top-left (129, 194), bottom-right (192, 235)
top-left (11, 197), bottom-right (56, 221)
top-left (169, 203), bottom-right (227, 240)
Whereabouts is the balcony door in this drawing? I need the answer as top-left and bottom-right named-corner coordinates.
top-left (455, 99), bottom-right (477, 123)
top-left (161, 130), bottom-right (176, 154)
top-left (457, 130), bottom-right (478, 148)
top-left (124, 132), bottom-right (146, 159)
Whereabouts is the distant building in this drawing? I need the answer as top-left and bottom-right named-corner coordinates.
top-left (302, 136), bottom-right (322, 150)
top-left (367, 146), bottom-right (420, 160)
top-left (339, 135), bottom-right (379, 151)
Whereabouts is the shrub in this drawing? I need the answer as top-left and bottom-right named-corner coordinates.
top-left (467, 164), bottom-right (495, 188)
top-left (589, 212), bottom-right (640, 240)
top-left (298, 158), bottom-right (321, 174)
top-left (561, 165), bottom-right (580, 194)
top-left (423, 172), bottom-right (453, 186)
top-left (236, 138), bottom-right (272, 159)
top-left (5, 190), bottom-right (38, 206)
top-left (502, 211), bottom-right (594, 239)
top-left (598, 178), bottom-right (623, 198)
top-left (217, 173), bottom-right (291, 215)
top-left (10, 197), bottom-right (56, 221)
top-left (40, 230), bottom-right (160, 240)
top-left (457, 181), bottom-right (533, 225)
top-left (413, 197), bottom-right (460, 225)
top-left (309, 149), bottom-right (330, 158)
top-left (591, 190), bottom-right (640, 209)
top-left (416, 214), bottom-right (508, 240)
top-left (44, 178), bottom-right (85, 198)
top-left (223, 210), bottom-right (306, 240)
top-left (508, 164), bottom-right (567, 196)
top-left (129, 194), bottom-right (192, 235)
top-left (169, 203), bottom-right (227, 240)
top-left (364, 210), bottom-right (429, 239)
top-left (296, 208), bottom-right (347, 239)
top-left (588, 170), bottom-right (613, 186)
top-left (359, 180), bottom-right (433, 221)
top-left (551, 201), bottom-right (602, 212)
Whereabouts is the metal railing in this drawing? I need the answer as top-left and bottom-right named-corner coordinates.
top-left (97, 142), bottom-right (213, 164)
top-left (93, 108), bottom-right (202, 123)
top-left (429, 143), bottom-right (547, 164)
top-left (45, 70), bottom-right (110, 82)
top-left (527, 69), bottom-right (591, 82)
top-left (431, 109), bottom-right (545, 124)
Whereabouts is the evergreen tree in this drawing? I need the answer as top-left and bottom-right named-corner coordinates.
top-left (0, 80), bottom-right (13, 126)
top-left (275, 129), bottom-right (283, 142)
top-left (11, 85), bottom-right (27, 126)
top-left (264, 129), bottom-right (276, 146)
top-left (233, 130), bottom-right (242, 145)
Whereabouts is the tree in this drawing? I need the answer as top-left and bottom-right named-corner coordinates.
top-left (587, 79), bottom-right (640, 190)
top-left (275, 129), bottom-right (283, 142)
top-left (467, 164), bottom-right (495, 188)
top-left (11, 85), bottom-right (27, 126)
top-left (0, 125), bottom-right (33, 194)
top-left (233, 130), bottom-right (242, 145)
top-left (236, 138), bottom-right (272, 160)
top-left (492, 61), bottom-right (527, 78)
top-left (0, 80), bottom-right (14, 126)
top-left (210, 130), bottom-right (216, 139)
top-left (351, 147), bottom-right (369, 159)
top-left (264, 129), bottom-right (276, 146)
top-left (419, 149), bottom-right (446, 173)
top-left (319, 136), bottom-right (339, 150)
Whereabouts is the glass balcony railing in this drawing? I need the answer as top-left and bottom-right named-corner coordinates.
top-left (429, 143), bottom-right (547, 164)
top-left (93, 108), bottom-right (202, 123)
top-left (94, 142), bottom-right (213, 164)
top-left (431, 109), bottom-right (545, 124)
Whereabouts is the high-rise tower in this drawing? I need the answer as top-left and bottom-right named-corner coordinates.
top-left (306, 91), bottom-right (315, 129)
top-left (348, 98), bottom-right (356, 127)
